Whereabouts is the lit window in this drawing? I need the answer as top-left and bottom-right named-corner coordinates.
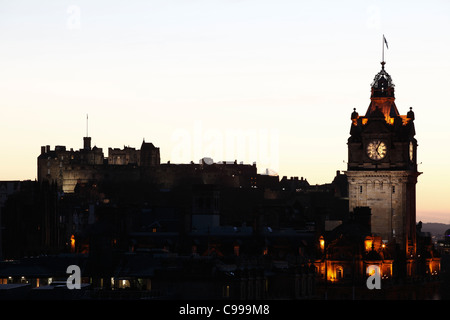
top-left (319, 236), bottom-right (325, 252)
top-left (365, 239), bottom-right (373, 251)
top-left (223, 285), bottom-right (230, 298)
top-left (70, 235), bottom-right (75, 252)
top-left (336, 267), bottom-right (343, 279)
top-left (119, 279), bottom-right (130, 289)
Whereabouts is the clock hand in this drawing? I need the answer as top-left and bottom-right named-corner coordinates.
top-left (376, 142), bottom-right (382, 155)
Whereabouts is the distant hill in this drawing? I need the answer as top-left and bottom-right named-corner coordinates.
top-left (420, 222), bottom-right (450, 238)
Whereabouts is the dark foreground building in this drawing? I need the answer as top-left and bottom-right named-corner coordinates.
top-left (3, 151), bottom-right (342, 299)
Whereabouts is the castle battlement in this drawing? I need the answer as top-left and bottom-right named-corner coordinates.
top-left (37, 136), bottom-right (265, 193)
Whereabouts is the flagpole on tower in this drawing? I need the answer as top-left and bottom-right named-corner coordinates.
top-left (382, 35), bottom-right (388, 69)
top-left (86, 114), bottom-right (89, 137)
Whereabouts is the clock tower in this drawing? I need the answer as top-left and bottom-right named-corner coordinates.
top-left (345, 61), bottom-right (419, 256)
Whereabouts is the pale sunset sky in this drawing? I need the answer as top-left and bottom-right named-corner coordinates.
top-left (1, 0), bottom-right (449, 223)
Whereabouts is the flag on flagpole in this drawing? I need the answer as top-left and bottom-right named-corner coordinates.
top-left (383, 35), bottom-right (388, 49)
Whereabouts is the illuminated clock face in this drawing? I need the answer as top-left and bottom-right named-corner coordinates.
top-left (367, 140), bottom-right (387, 160)
top-left (409, 141), bottom-right (414, 161)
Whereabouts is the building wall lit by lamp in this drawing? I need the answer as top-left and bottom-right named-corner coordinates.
top-left (364, 262), bottom-right (393, 279)
top-left (364, 236), bottom-right (386, 252)
top-left (428, 258), bottom-right (440, 276)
